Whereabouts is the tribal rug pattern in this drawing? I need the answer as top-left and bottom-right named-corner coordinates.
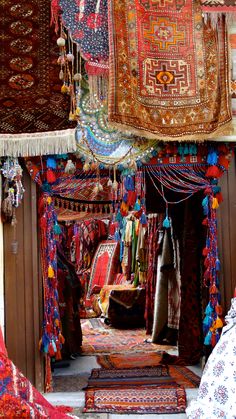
top-left (81, 319), bottom-right (174, 354)
top-left (84, 384), bottom-right (186, 414)
top-left (108, 0), bottom-right (231, 140)
top-left (200, 0), bottom-right (236, 12)
top-left (0, 0), bottom-right (76, 135)
top-left (96, 353), bottom-right (201, 388)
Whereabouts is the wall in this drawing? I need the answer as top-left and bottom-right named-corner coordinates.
top-left (3, 170), bottom-right (44, 390)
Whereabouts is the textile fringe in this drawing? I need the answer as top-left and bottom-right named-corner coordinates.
top-left (203, 12), bottom-right (236, 29)
top-left (54, 196), bottom-right (113, 214)
top-left (108, 120), bottom-right (233, 142)
top-left (0, 129), bottom-right (77, 157)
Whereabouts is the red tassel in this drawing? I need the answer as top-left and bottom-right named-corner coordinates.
top-left (202, 217), bottom-right (208, 226)
top-left (210, 284), bottom-right (218, 294)
top-left (215, 192), bottom-right (223, 204)
top-left (204, 187), bottom-right (212, 195)
top-left (202, 247), bottom-right (209, 256)
top-left (47, 169), bottom-right (56, 184)
top-left (205, 165), bottom-right (222, 178)
top-left (211, 332), bottom-right (217, 347)
top-left (48, 342), bottom-right (55, 357)
top-left (218, 155), bottom-right (229, 170)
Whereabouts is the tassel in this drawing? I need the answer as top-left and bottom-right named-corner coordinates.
top-left (114, 229), bottom-right (120, 241)
top-left (83, 161), bottom-right (90, 172)
top-left (54, 223), bottom-right (62, 235)
top-left (212, 197), bottom-right (219, 209)
top-left (210, 284), bottom-right (218, 294)
top-left (211, 331), bottom-right (217, 347)
top-left (212, 185), bottom-right (221, 194)
top-left (216, 258), bottom-right (221, 271)
top-left (202, 217), bottom-right (208, 226)
top-left (59, 333), bottom-right (65, 344)
top-left (204, 330), bottom-right (212, 345)
top-left (215, 192), bottom-right (223, 204)
top-left (202, 247), bottom-right (209, 256)
top-left (140, 211), bottom-right (147, 225)
top-left (123, 192), bottom-right (128, 203)
top-left (48, 342), bottom-right (55, 357)
top-left (215, 304), bottom-right (223, 316)
top-left (98, 182), bottom-right (103, 191)
top-left (115, 210), bottom-right (123, 223)
top-left (205, 302), bottom-right (214, 315)
top-left (163, 216), bottom-right (170, 228)
top-left (47, 157), bottom-right (57, 169)
top-left (134, 198), bottom-right (141, 211)
top-left (214, 316), bottom-right (223, 329)
top-left (47, 169), bottom-right (56, 184)
top-left (218, 155), bottom-right (230, 170)
top-left (65, 159), bottom-right (76, 174)
top-left (112, 180), bottom-right (118, 191)
top-left (93, 184), bottom-right (99, 195)
top-left (48, 265), bottom-right (54, 278)
top-left (207, 151), bottom-right (218, 165)
top-left (205, 165), bottom-right (222, 178)
top-left (107, 178), bottom-right (113, 187)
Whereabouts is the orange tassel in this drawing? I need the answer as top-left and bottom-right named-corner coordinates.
top-left (48, 265), bottom-right (54, 278)
top-left (205, 166), bottom-right (222, 178)
top-left (212, 197), bottom-right (219, 209)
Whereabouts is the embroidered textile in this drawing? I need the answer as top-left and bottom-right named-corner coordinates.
top-left (0, 327), bottom-right (74, 418)
top-left (200, 0), bottom-right (236, 12)
top-left (108, 0), bottom-right (231, 140)
top-left (0, 0), bottom-right (76, 155)
top-left (186, 297), bottom-right (236, 418)
top-left (84, 384), bottom-right (186, 414)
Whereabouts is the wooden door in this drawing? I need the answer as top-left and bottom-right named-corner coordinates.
top-left (3, 170), bottom-right (44, 390)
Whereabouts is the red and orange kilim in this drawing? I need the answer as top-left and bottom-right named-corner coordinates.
top-left (108, 0), bottom-right (231, 140)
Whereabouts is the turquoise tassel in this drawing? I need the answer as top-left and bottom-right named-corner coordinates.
top-left (54, 223), bottom-right (62, 235)
top-left (204, 331), bottom-right (212, 345)
top-left (163, 216), bottom-right (170, 228)
top-left (134, 199), bottom-right (141, 211)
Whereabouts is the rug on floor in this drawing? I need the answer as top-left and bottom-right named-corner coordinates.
top-left (86, 366), bottom-right (174, 388)
top-left (96, 353), bottom-right (201, 388)
top-left (52, 375), bottom-right (88, 392)
top-left (81, 319), bottom-right (175, 354)
top-left (84, 385), bottom-right (186, 414)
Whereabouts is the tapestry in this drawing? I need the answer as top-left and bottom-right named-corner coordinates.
top-left (200, 0), bottom-right (236, 13)
top-left (108, 0), bottom-right (231, 140)
top-left (84, 384), bottom-right (186, 414)
top-left (81, 319), bottom-right (174, 354)
top-left (96, 353), bottom-right (201, 388)
top-left (0, 0), bottom-right (77, 156)
top-left (86, 241), bottom-right (120, 299)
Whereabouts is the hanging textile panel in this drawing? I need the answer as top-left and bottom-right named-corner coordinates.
top-left (0, 0), bottom-right (76, 156)
top-left (200, 0), bottom-right (236, 12)
top-left (108, 0), bottom-right (231, 141)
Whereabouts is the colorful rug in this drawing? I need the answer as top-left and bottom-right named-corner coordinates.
top-left (81, 319), bottom-right (175, 354)
top-left (0, 0), bottom-right (76, 156)
top-left (86, 366), bottom-right (173, 388)
top-left (108, 0), bottom-right (231, 140)
top-left (84, 385), bottom-right (186, 414)
top-left (52, 375), bottom-right (88, 392)
top-left (200, 0), bottom-right (236, 12)
top-left (96, 353), bottom-right (201, 388)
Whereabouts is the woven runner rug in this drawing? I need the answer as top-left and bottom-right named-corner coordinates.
top-left (108, 0), bottom-right (231, 140)
top-left (81, 319), bottom-right (174, 354)
top-left (96, 353), bottom-right (201, 388)
top-left (0, 0), bottom-right (76, 156)
top-left (84, 384), bottom-right (186, 414)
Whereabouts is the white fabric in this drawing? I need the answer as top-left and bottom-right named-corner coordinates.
top-left (186, 297), bottom-right (236, 419)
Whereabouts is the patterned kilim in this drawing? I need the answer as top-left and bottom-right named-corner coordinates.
top-left (81, 319), bottom-right (174, 354)
top-left (84, 384), bottom-right (186, 414)
top-left (108, 0), bottom-right (231, 140)
top-left (96, 353), bottom-right (201, 388)
top-left (0, 0), bottom-right (76, 155)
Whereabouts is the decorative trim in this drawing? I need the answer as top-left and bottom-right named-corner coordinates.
top-left (0, 129), bottom-right (77, 157)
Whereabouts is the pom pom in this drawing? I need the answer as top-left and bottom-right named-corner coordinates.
top-left (163, 216), bottom-right (170, 228)
top-left (205, 165), bottom-right (222, 178)
top-left (65, 159), bottom-right (76, 174)
top-left (46, 168), bottom-right (56, 184)
top-left (57, 37), bottom-right (66, 47)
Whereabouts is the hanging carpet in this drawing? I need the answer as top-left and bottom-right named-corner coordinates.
top-left (108, 0), bottom-right (231, 140)
top-left (96, 353), bottom-right (201, 388)
top-left (0, 0), bottom-right (77, 156)
top-left (200, 0), bottom-right (236, 13)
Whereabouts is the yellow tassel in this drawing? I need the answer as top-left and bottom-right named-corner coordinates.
top-left (69, 112), bottom-right (76, 121)
top-left (48, 265), bottom-right (54, 278)
top-left (83, 161), bottom-right (90, 172)
top-left (61, 84), bottom-right (68, 94)
top-left (212, 197), bottom-right (219, 209)
top-left (214, 316), bottom-right (223, 329)
top-left (47, 196), bottom-right (52, 205)
top-left (75, 107), bottom-right (81, 115)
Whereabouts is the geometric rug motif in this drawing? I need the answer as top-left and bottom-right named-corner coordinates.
top-left (108, 0), bottom-right (231, 140)
top-left (96, 353), bottom-right (201, 388)
top-left (0, 0), bottom-right (76, 135)
top-left (86, 366), bottom-right (173, 388)
top-left (81, 319), bottom-right (175, 355)
top-left (84, 385), bottom-right (187, 414)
